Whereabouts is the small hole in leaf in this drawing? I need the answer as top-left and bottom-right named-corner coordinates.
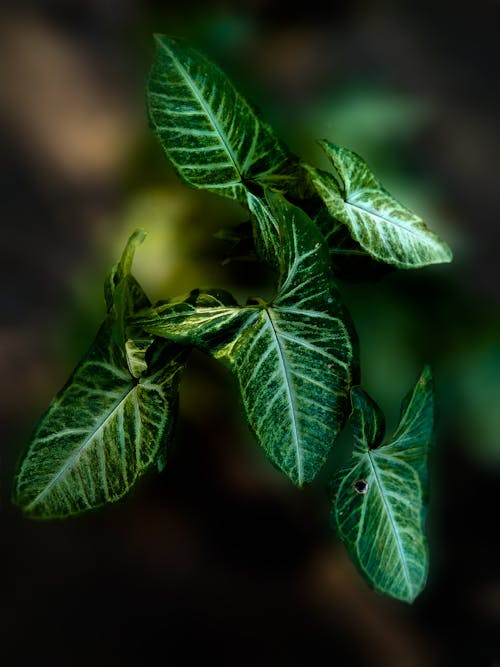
top-left (353, 479), bottom-right (369, 494)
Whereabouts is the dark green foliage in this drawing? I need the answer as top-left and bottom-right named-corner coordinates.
top-left (13, 36), bottom-right (452, 602)
top-left (136, 192), bottom-right (357, 485)
top-left (332, 368), bottom-right (434, 602)
top-left (13, 232), bottom-right (186, 518)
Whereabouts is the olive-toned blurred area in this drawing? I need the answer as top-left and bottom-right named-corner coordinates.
top-left (2, 0), bottom-right (500, 664)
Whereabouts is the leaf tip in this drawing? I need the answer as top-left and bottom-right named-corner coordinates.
top-left (131, 226), bottom-right (148, 245)
top-left (152, 33), bottom-right (170, 46)
top-left (119, 227), bottom-right (147, 274)
top-left (391, 588), bottom-right (420, 604)
top-left (441, 244), bottom-right (454, 263)
top-left (417, 364), bottom-right (434, 390)
top-left (316, 137), bottom-right (334, 151)
top-left (11, 489), bottom-right (43, 520)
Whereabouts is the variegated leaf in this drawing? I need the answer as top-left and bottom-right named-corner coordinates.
top-left (332, 367), bottom-right (434, 602)
top-left (311, 203), bottom-right (395, 281)
top-left (306, 141), bottom-right (453, 269)
top-left (104, 229), bottom-right (153, 369)
top-left (147, 36), bottom-right (304, 203)
top-left (312, 203), bottom-right (369, 259)
top-left (246, 190), bottom-right (281, 268)
top-left (13, 332), bottom-right (185, 518)
top-left (137, 192), bottom-right (357, 486)
top-left (13, 233), bottom-right (187, 518)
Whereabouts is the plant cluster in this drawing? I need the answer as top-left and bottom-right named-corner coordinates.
top-left (13, 36), bottom-right (453, 603)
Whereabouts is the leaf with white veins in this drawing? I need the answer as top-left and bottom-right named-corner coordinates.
top-left (13, 233), bottom-right (187, 518)
top-left (306, 141), bottom-right (453, 269)
top-left (147, 36), bottom-right (304, 203)
top-left (332, 366), bottom-right (434, 602)
top-left (137, 192), bottom-right (357, 486)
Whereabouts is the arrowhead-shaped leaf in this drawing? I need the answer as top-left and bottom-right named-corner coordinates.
top-left (332, 367), bottom-right (435, 602)
top-left (13, 233), bottom-right (187, 518)
top-left (137, 192), bottom-right (357, 486)
top-left (147, 36), bottom-right (304, 203)
top-left (306, 141), bottom-right (453, 269)
top-left (311, 202), bottom-right (395, 282)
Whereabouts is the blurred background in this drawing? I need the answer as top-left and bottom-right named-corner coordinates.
top-left (1, 1), bottom-right (500, 665)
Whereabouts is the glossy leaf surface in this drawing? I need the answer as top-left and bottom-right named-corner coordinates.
top-left (307, 141), bottom-right (452, 269)
top-left (147, 36), bottom-right (303, 202)
top-left (333, 367), bottom-right (434, 602)
top-left (137, 193), bottom-right (357, 486)
top-left (13, 233), bottom-right (186, 518)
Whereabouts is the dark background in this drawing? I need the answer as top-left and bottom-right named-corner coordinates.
top-left (2, 1), bottom-right (500, 665)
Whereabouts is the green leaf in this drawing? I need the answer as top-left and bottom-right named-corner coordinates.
top-left (147, 35), bottom-right (304, 203)
top-left (246, 190), bottom-right (281, 268)
top-left (106, 230), bottom-right (146, 295)
top-left (13, 332), bottom-right (186, 519)
top-left (306, 141), bottom-right (453, 269)
top-left (105, 228), bottom-right (149, 315)
top-left (137, 192), bottom-right (357, 486)
top-left (138, 288), bottom-right (249, 353)
top-left (312, 203), bottom-right (395, 282)
top-left (332, 367), bottom-right (435, 602)
top-left (104, 228), bottom-right (152, 368)
top-left (124, 337), bottom-right (153, 379)
top-left (13, 233), bottom-right (187, 518)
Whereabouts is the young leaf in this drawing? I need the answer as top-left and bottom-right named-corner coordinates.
top-left (104, 229), bottom-right (153, 365)
top-left (332, 367), bottom-right (434, 602)
top-left (13, 233), bottom-right (187, 518)
top-left (106, 229), bottom-right (146, 299)
top-left (137, 193), bottom-right (357, 486)
top-left (306, 141), bottom-right (453, 269)
top-left (147, 36), bottom-right (304, 203)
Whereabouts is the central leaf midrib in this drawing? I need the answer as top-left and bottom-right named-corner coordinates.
top-left (166, 43), bottom-right (243, 181)
top-left (25, 380), bottom-right (136, 511)
top-left (347, 196), bottom-right (425, 239)
top-left (367, 451), bottom-right (412, 594)
top-left (265, 308), bottom-right (303, 484)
